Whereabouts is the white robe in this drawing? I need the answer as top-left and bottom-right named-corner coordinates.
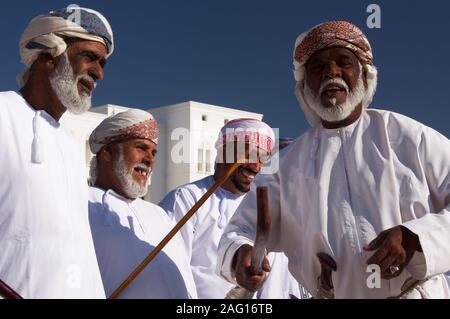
top-left (0, 91), bottom-right (105, 298)
top-left (159, 175), bottom-right (303, 299)
top-left (89, 187), bottom-right (197, 298)
top-left (217, 108), bottom-right (450, 299)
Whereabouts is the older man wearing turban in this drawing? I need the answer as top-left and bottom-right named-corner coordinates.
top-left (217, 21), bottom-right (450, 298)
top-left (160, 118), bottom-right (303, 299)
top-left (0, 6), bottom-right (114, 298)
top-left (88, 109), bottom-right (197, 299)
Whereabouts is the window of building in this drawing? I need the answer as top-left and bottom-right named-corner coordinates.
top-left (205, 150), bottom-right (212, 172)
top-left (197, 148), bottom-right (204, 172)
top-left (202, 114), bottom-right (207, 121)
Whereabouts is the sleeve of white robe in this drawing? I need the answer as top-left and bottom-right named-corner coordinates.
top-left (402, 126), bottom-right (450, 278)
top-left (159, 188), bottom-right (198, 262)
top-left (216, 173), bottom-right (282, 284)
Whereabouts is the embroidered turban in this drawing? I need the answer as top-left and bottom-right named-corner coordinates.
top-left (294, 21), bottom-right (373, 70)
top-left (19, 6), bottom-right (114, 86)
top-left (215, 118), bottom-right (275, 156)
top-left (89, 109), bottom-right (159, 154)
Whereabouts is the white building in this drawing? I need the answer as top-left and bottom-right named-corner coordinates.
top-left (60, 101), bottom-right (262, 204)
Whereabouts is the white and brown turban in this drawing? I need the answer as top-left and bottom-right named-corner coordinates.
top-left (292, 21), bottom-right (378, 127)
top-left (215, 118), bottom-right (275, 156)
top-left (18, 6), bottom-right (114, 86)
top-left (89, 109), bottom-right (159, 154)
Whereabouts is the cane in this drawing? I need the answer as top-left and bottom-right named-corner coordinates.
top-left (0, 279), bottom-right (23, 299)
top-left (109, 156), bottom-right (247, 299)
top-left (225, 186), bottom-right (271, 299)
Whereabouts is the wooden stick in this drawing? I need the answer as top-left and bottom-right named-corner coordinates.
top-left (225, 186), bottom-right (271, 299)
top-left (109, 160), bottom-right (243, 299)
top-left (0, 279), bottom-right (23, 299)
top-left (251, 186), bottom-right (271, 274)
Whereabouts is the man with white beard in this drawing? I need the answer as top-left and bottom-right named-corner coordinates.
top-left (216, 21), bottom-right (450, 298)
top-left (0, 7), bottom-right (113, 298)
top-left (87, 109), bottom-right (197, 299)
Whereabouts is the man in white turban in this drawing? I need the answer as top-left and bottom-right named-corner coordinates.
top-left (88, 109), bottom-right (197, 299)
top-left (0, 6), bottom-right (114, 298)
top-left (217, 21), bottom-right (450, 298)
top-left (160, 118), bottom-right (303, 299)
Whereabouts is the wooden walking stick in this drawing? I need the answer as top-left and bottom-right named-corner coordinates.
top-left (225, 186), bottom-right (271, 299)
top-left (251, 187), bottom-right (271, 274)
top-left (0, 279), bottom-right (23, 299)
top-left (109, 156), bottom-right (246, 299)
top-left (316, 252), bottom-right (337, 299)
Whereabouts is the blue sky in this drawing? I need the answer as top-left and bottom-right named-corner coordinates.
top-left (1, 0), bottom-right (449, 138)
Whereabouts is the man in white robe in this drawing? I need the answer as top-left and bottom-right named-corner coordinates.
top-left (0, 7), bottom-right (114, 298)
top-left (216, 21), bottom-right (450, 299)
top-left (88, 109), bottom-right (197, 299)
top-left (160, 119), bottom-right (303, 299)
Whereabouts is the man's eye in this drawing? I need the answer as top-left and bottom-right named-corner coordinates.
top-left (84, 53), bottom-right (97, 61)
top-left (339, 60), bottom-right (353, 67)
top-left (310, 63), bottom-right (323, 72)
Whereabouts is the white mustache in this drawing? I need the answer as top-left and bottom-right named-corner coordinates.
top-left (77, 74), bottom-right (97, 91)
top-left (319, 78), bottom-right (349, 96)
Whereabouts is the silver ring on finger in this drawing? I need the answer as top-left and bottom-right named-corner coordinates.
top-left (389, 265), bottom-right (400, 274)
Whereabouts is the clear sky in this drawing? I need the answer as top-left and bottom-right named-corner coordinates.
top-left (1, 0), bottom-right (449, 138)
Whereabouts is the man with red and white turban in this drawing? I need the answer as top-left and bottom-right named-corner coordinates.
top-left (88, 109), bottom-right (197, 298)
top-left (217, 21), bottom-right (450, 298)
top-left (0, 6), bottom-right (114, 298)
top-left (160, 118), bottom-right (303, 299)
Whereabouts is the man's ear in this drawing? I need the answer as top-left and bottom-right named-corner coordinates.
top-left (36, 52), bottom-right (56, 71)
top-left (362, 66), bottom-right (368, 90)
top-left (99, 144), bottom-right (113, 163)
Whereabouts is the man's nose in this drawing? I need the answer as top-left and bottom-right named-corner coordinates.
top-left (322, 61), bottom-right (341, 80)
top-left (143, 153), bottom-right (155, 167)
top-left (89, 63), bottom-right (104, 81)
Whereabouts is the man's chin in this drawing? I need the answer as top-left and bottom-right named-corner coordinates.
top-left (310, 102), bottom-right (357, 123)
top-left (235, 182), bottom-right (251, 193)
top-left (66, 104), bottom-right (91, 115)
top-left (321, 95), bottom-right (346, 108)
top-left (125, 187), bottom-right (148, 199)
top-left (66, 98), bottom-right (91, 114)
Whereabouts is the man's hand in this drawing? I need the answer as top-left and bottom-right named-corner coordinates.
top-left (232, 244), bottom-right (271, 292)
top-left (364, 226), bottom-right (421, 279)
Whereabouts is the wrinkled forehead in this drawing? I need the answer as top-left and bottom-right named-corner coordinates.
top-left (65, 38), bottom-right (107, 56)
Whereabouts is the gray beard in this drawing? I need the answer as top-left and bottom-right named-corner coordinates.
top-left (304, 74), bottom-right (366, 123)
top-left (49, 53), bottom-right (94, 115)
top-left (113, 147), bottom-right (150, 199)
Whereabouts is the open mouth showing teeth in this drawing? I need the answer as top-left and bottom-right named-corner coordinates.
top-left (240, 167), bottom-right (257, 180)
top-left (134, 167), bottom-right (148, 177)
